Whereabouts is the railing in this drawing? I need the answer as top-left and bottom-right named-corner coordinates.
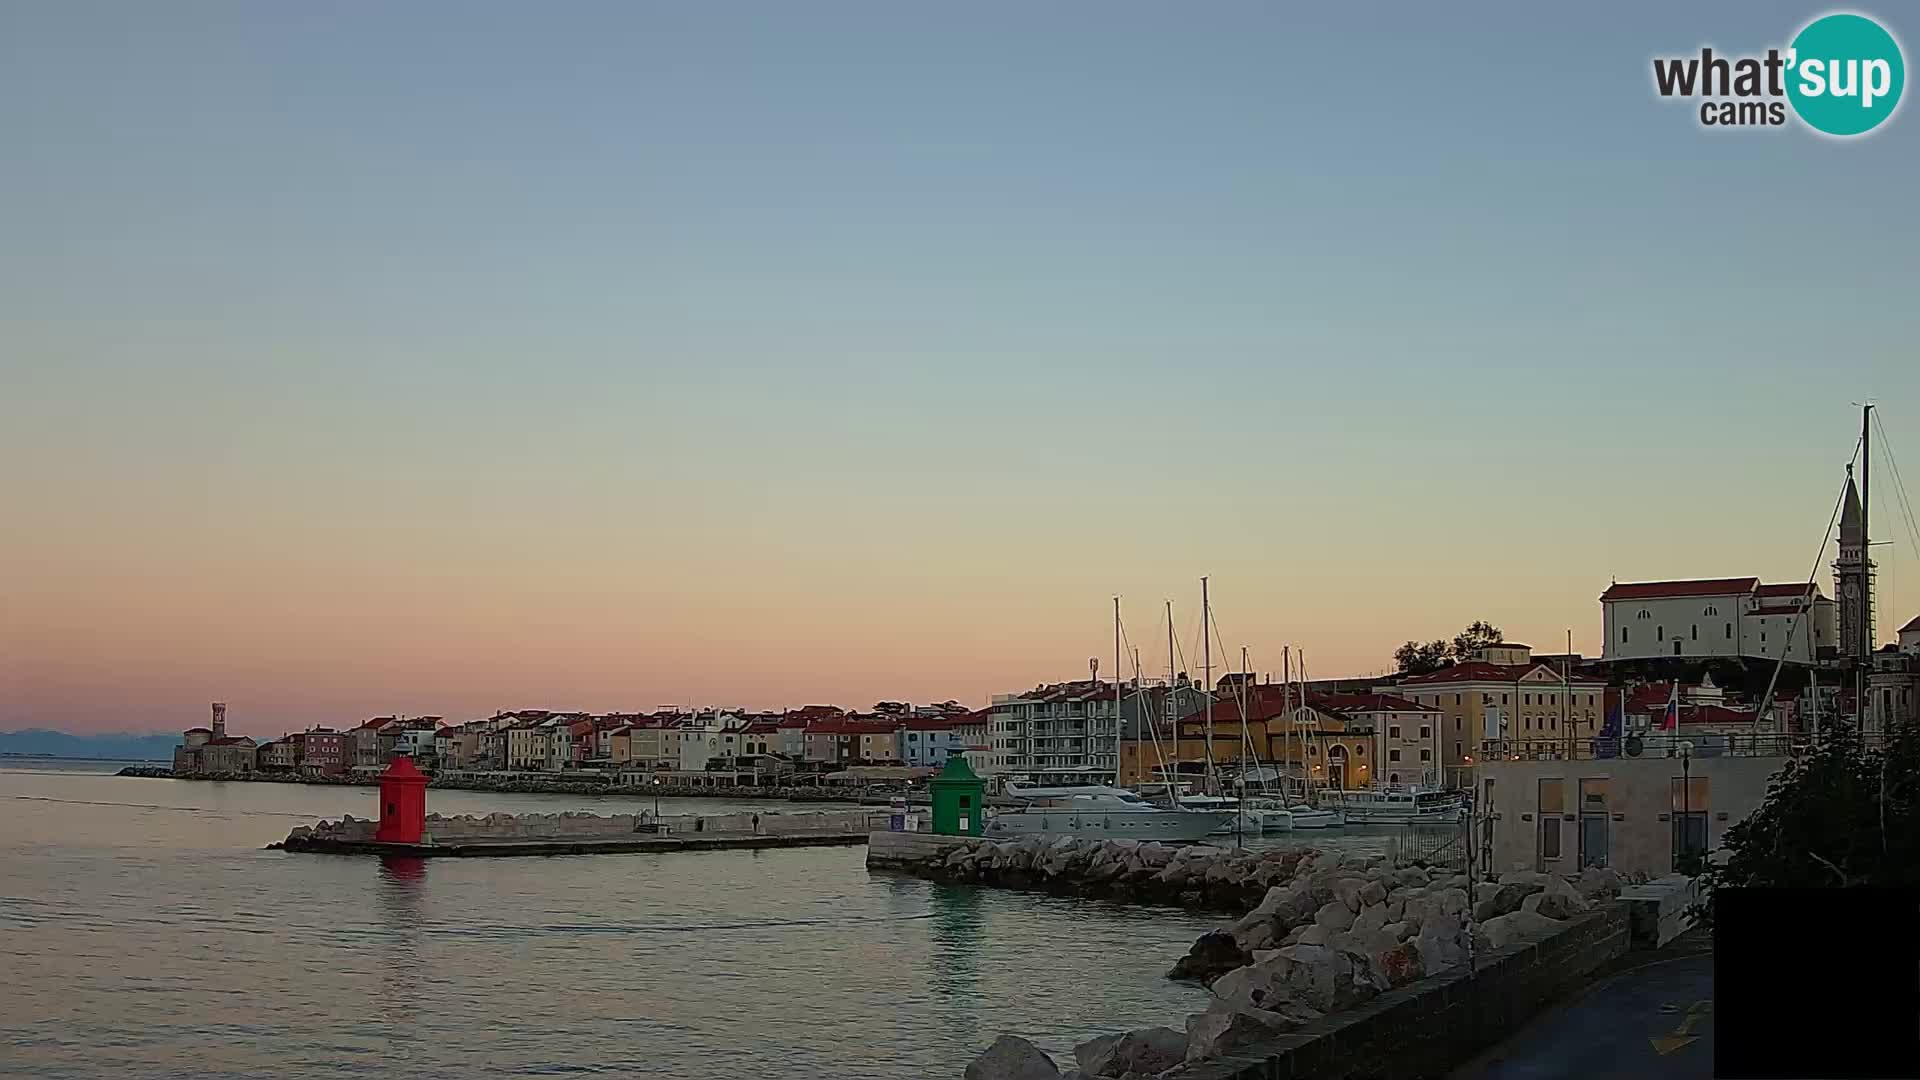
top-left (1474, 732), bottom-right (1875, 762)
top-left (1386, 823), bottom-right (1467, 869)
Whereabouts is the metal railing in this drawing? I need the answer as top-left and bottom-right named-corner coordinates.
top-left (1475, 732), bottom-right (1870, 762)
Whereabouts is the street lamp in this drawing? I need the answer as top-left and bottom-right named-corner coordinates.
top-left (1678, 740), bottom-right (1695, 873)
top-left (652, 776), bottom-right (662, 819)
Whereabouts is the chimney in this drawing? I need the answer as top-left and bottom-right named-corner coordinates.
top-left (211, 702), bottom-right (227, 741)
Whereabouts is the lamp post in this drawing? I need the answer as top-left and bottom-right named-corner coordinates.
top-left (653, 776), bottom-right (662, 819)
top-left (1678, 740), bottom-right (1695, 872)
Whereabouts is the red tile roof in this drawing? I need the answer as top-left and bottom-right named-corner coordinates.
top-left (1600, 577), bottom-right (1759, 601)
top-left (807, 719), bottom-right (903, 736)
top-left (1311, 692), bottom-right (1439, 714)
top-left (1397, 661), bottom-right (1605, 686)
top-left (1756, 583), bottom-right (1820, 598)
top-left (740, 721), bottom-right (781, 735)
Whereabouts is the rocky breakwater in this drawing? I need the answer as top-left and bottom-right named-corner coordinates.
top-left (886, 835), bottom-right (1317, 912)
top-left (962, 851), bottom-right (1627, 1080)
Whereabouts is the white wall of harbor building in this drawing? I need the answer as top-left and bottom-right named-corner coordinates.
top-left (1477, 748), bottom-right (1784, 878)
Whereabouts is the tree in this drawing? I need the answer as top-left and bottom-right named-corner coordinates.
top-left (1450, 620), bottom-right (1504, 660)
top-left (1394, 639), bottom-right (1451, 676)
top-left (1690, 722), bottom-right (1919, 927)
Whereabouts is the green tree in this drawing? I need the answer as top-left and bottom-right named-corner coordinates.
top-left (1450, 620), bottom-right (1505, 660)
top-left (1691, 722), bottom-right (1919, 926)
top-left (1394, 639), bottom-right (1451, 675)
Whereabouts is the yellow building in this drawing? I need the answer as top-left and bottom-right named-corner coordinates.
top-left (1381, 647), bottom-right (1606, 788)
top-left (1121, 687), bottom-right (1376, 793)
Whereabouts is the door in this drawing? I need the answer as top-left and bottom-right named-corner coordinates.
top-left (1327, 746), bottom-right (1348, 790)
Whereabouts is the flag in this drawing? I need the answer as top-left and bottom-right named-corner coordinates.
top-left (1659, 683), bottom-right (1680, 732)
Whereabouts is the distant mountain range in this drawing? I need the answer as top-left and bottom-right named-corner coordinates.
top-left (0, 729), bottom-right (179, 761)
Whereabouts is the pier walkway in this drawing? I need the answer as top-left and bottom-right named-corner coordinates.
top-left (1451, 932), bottom-right (1713, 1080)
top-left (278, 831), bottom-right (870, 857)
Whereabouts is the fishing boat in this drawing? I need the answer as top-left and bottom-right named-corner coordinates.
top-left (1317, 786), bottom-right (1466, 824)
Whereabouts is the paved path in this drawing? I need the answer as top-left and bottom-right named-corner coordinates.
top-left (1452, 946), bottom-right (1714, 1080)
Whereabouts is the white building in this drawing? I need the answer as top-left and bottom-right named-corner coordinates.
top-left (1600, 578), bottom-right (1834, 665)
top-left (986, 681), bottom-right (1121, 778)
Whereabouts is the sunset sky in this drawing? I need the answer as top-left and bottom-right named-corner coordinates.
top-left (5, 2), bottom-right (1918, 736)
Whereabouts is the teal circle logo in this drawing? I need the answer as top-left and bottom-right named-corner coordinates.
top-left (1786, 13), bottom-right (1905, 136)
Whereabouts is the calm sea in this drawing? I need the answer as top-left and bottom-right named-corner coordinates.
top-left (0, 763), bottom-right (1228, 1079)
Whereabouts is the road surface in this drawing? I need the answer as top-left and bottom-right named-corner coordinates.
top-left (1452, 942), bottom-right (1713, 1080)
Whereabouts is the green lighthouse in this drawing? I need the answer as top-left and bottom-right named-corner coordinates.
top-left (928, 754), bottom-right (986, 836)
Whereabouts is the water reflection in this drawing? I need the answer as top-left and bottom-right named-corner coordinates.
top-left (376, 856), bottom-right (426, 1055)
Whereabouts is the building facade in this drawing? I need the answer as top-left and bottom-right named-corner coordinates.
top-left (1600, 578), bottom-right (1834, 665)
top-left (1384, 648), bottom-right (1607, 788)
top-left (985, 681), bottom-right (1122, 778)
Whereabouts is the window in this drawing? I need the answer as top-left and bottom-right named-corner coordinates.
top-left (1726, 623), bottom-right (1733, 640)
top-left (1355, 745), bottom-right (1365, 756)
top-left (1454, 716), bottom-right (1462, 732)
top-left (1539, 778), bottom-right (1565, 862)
top-left (1622, 627), bottom-right (1630, 644)
top-left (1419, 748), bottom-right (1432, 762)
top-left (1455, 694), bottom-right (1462, 706)
top-left (1671, 777), bottom-right (1710, 869)
top-left (1703, 605), bottom-right (1718, 616)
top-left (1389, 773), bottom-right (1400, 784)
top-left (1389, 749), bottom-right (1401, 762)
top-left (1419, 725), bottom-right (1431, 739)
top-left (1657, 625), bottom-right (1664, 641)
top-left (1501, 693), bottom-right (1509, 705)
top-left (1638, 609), bottom-right (1651, 620)
top-left (1389, 725), bottom-right (1401, 739)
top-left (1673, 639), bottom-right (1682, 656)
top-left (1691, 624), bottom-right (1698, 640)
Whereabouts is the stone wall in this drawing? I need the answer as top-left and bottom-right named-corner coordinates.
top-left (869, 833), bottom-right (1316, 913)
top-left (955, 841), bottom-right (1633, 1079)
top-left (287, 808), bottom-right (884, 845)
top-left (1177, 903), bottom-right (1631, 1080)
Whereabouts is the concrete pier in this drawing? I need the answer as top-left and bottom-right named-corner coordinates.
top-left (277, 830), bottom-right (870, 857)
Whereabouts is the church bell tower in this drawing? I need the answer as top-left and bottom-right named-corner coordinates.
top-left (1834, 465), bottom-right (1875, 661)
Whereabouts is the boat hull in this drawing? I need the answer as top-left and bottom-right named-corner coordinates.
top-left (984, 809), bottom-right (1234, 842)
top-left (1283, 807), bottom-right (1344, 829)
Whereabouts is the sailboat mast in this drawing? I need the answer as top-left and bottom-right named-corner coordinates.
top-left (1113, 596), bottom-right (1122, 786)
top-left (1202, 576), bottom-right (1214, 795)
top-left (1283, 645), bottom-right (1293, 797)
top-left (1166, 600), bottom-right (1177, 798)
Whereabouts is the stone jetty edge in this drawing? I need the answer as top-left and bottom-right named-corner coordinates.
top-left (870, 833), bottom-right (1649, 1079)
top-left (274, 808), bottom-right (885, 857)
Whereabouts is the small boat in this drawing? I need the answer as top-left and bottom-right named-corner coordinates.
top-left (986, 786), bottom-right (1233, 842)
top-left (1318, 786), bottom-right (1466, 825)
top-left (1279, 803), bottom-right (1344, 829)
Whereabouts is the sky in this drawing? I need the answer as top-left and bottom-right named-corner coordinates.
top-left (4, 2), bottom-right (1918, 736)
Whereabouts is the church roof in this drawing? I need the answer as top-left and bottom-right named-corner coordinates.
top-left (1840, 474), bottom-right (1864, 536)
top-left (1601, 577), bottom-right (1759, 601)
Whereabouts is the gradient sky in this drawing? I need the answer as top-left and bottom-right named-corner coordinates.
top-left (5, 2), bottom-right (1918, 735)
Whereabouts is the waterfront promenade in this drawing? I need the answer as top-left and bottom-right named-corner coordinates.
top-left (1452, 932), bottom-right (1713, 1080)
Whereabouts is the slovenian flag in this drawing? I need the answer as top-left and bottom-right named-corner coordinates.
top-left (1660, 683), bottom-right (1679, 732)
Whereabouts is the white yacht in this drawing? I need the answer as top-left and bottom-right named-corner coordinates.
top-left (1318, 786), bottom-right (1466, 824)
top-left (986, 785), bottom-right (1234, 842)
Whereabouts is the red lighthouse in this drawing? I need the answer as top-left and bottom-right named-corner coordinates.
top-left (373, 755), bottom-right (429, 844)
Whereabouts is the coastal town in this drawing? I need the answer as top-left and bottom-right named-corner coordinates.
top-left (164, 456), bottom-right (1920, 884)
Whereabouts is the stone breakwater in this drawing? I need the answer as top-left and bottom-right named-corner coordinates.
top-left (280, 807), bottom-right (884, 847)
top-left (870, 833), bottom-right (1318, 913)
top-left (927, 838), bottom-right (1627, 1079)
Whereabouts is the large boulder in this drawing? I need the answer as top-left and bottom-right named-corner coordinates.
top-left (1574, 865), bottom-right (1623, 900)
top-left (1312, 900), bottom-right (1358, 933)
top-left (1532, 875), bottom-right (1590, 920)
top-left (1073, 1026), bottom-right (1185, 1078)
top-left (1168, 930), bottom-right (1246, 983)
top-left (966, 1036), bottom-right (1060, 1080)
top-left (1184, 1002), bottom-right (1294, 1063)
top-left (1479, 909), bottom-right (1564, 950)
top-left (1209, 953), bottom-right (1296, 1015)
top-left (1331, 877), bottom-right (1367, 913)
top-left (1351, 902), bottom-right (1388, 936)
top-left (1274, 943), bottom-right (1368, 1012)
